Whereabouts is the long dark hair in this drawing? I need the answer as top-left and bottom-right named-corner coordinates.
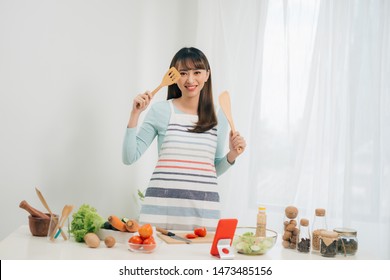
top-left (167, 47), bottom-right (218, 133)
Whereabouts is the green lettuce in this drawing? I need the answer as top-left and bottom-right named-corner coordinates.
top-left (233, 231), bottom-right (275, 255)
top-left (70, 204), bottom-right (105, 242)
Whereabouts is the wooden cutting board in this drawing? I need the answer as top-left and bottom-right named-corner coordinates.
top-left (157, 232), bottom-right (215, 244)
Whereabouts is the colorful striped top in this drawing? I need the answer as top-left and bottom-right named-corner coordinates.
top-left (122, 100), bottom-right (233, 176)
top-left (138, 100), bottom-right (223, 230)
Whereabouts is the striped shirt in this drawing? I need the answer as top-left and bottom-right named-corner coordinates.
top-left (137, 101), bottom-right (222, 230)
top-left (122, 100), bottom-right (233, 176)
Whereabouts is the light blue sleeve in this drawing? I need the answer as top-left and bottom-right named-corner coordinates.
top-left (123, 102), bottom-right (233, 174)
top-left (122, 101), bottom-right (170, 165)
top-left (215, 109), bottom-right (234, 176)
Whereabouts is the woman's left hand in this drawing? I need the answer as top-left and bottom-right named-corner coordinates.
top-left (227, 131), bottom-right (246, 163)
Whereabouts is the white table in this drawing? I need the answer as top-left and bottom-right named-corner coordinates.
top-left (0, 225), bottom-right (373, 260)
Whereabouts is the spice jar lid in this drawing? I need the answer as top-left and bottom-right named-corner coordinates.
top-left (333, 228), bottom-right (357, 236)
top-left (300, 218), bottom-right (309, 226)
top-left (320, 230), bottom-right (338, 239)
top-left (315, 208), bottom-right (326, 216)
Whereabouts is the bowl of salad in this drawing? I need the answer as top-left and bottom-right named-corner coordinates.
top-left (233, 227), bottom-right (277, 255)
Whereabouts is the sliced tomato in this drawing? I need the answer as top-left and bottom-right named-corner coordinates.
top-left (194, 227), bottom-right (207, 237)
top-left (185, 233), bottom-right (198, 239)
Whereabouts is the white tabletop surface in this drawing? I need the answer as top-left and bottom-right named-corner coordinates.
top-left (0, 225), bottom-right (374, 260)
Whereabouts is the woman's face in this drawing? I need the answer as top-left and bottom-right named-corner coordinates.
top-left (176, 61), bottom-right (209, 98)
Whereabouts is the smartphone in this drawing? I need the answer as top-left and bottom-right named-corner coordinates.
top-left (210, 218), bottom-right (238, 257)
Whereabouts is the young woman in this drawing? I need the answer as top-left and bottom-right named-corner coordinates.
top-left (123, 47), bottom-right (246, 230)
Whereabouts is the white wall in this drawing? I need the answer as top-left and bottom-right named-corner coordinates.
top-left (0, 0), bottom-right (198, 241)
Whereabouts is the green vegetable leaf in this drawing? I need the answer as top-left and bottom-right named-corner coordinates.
top-left (69, 204), bottom-right (105, 242)
top-left (137, 189), bottom-right (145, 201)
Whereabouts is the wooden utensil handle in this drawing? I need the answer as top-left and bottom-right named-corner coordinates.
top-left (19, 200), bottom-right (50, 220)
top-left (35, 187), bottom-right (53, 215)
top-left (50, 218), bottom-right (66, 241)
top-left (50, 205), bottom-right (67, 240)
top-left (230, 126), bottom-right (243, 154)
top-left (150, 84), bottom-right (163, 98)
top-left (50, 215), bottom-right (68, 240)
top-left (58, 205), bottom-right (73, 240)
top-left (35, 187), bottom-right (68, 239)
top-left (156, 227), bottom-right (169, 235)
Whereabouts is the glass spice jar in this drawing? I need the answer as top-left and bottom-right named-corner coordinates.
top-left (282, 206), bottom-right (299, 249)
top-left (333, 228), bottom-right (358, 256)
top-left (297, 218), bottom-right (311, 253)
top-left (320, 230), bottom-right (338, 257)
top-left (312, 208), bottom-right (327, 252)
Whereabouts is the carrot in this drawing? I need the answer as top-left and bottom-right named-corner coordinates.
top-left (108, 215), bottom-right (127, 232)
top-left (125, 219), bottom-right (140, 233)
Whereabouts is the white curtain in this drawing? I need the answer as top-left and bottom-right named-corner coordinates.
top-left (196, 0), bottom-right (390, 259)
top-left (194, 0), bottom-right (269, 226)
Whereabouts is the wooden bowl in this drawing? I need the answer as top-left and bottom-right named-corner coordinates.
top-left (28, 214), bottom-right (51, 237)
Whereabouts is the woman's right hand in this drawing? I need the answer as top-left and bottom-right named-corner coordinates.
top-left (127, 91), bottom-right (152, 128)
top-left (132, 91), bottom-right (152, 113)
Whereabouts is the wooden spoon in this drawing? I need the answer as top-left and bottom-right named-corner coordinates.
top-left (50, 205), bottom-right (73, 240)
top-left (49, 205), bottom-right (68, 240)
top-left (56, 205), bottom-right (74, 239)
top-left (219, 91), bottom-right (242, 153)
top-left (35, 187), bottom-right (67, 240)
top-left (150, 67), bottom-right (180, 97)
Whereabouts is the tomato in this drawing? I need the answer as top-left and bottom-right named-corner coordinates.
top-left (129, 235), bottom-right (143, 250)
top-left (185, 233), bottom-right (198, 239)
top-left (142, 237), bottom-right (156, 251)
top-left (129, 235), bottom-right (143, 244)
top-left (194, 227), bottom-right (207, 237)
top-left (138, 224), bottom-right (153, 239)
top-left (147, 235), bottom-right (155, 241)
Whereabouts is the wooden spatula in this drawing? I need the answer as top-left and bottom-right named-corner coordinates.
top-left (150, 67), bottom-right (180, 97)
top-left (35, 187), bottom-right (67, 240)
top-left (219, 91), bottom-right (242, 153)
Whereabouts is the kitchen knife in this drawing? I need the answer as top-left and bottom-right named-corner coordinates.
top-left (156, 227), bottom-right (192, 244)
